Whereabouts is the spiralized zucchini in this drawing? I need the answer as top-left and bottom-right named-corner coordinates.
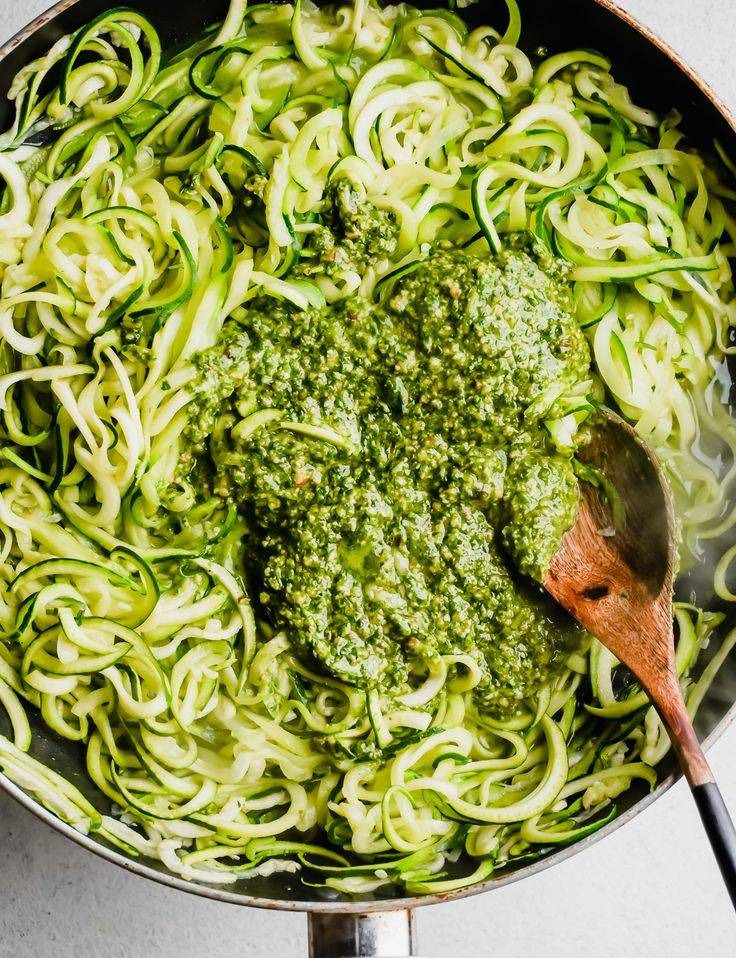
top-left (0, 0), bottom-right (735, 893)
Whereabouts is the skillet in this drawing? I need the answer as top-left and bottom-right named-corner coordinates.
top-left (1, 1), bottom-right (736, 953)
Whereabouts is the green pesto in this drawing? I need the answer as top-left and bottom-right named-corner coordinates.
top-left (184, 188), bottom-right (589, 711)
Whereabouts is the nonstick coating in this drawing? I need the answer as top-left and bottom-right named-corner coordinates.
top-left (1, 0), bottom-right (736, 914)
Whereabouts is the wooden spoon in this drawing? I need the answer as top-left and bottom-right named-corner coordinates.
top-left (544, 407), bottom-right (736, 907)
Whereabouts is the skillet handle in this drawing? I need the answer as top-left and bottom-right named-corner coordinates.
top-left (308, 910), bottom-right (418, 957)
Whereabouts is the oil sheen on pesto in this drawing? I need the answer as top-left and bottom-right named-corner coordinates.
top-left (186, 184), bottom-right (589, 711)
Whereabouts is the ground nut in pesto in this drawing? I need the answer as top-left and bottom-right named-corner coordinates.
top-left (184, 189), bottom-right (589, 712)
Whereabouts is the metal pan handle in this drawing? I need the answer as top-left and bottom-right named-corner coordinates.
top-left (308, 909), bottom-right (419, 958)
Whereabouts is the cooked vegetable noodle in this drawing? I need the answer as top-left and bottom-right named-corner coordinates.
top-left (0, 0), bottom-right (735, 892)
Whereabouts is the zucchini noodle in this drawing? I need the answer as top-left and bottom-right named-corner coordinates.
top-left (0, 0), bottom-right (735, 893)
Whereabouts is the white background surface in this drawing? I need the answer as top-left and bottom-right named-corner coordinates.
top-left (1, 0), bottom-right (736, 955)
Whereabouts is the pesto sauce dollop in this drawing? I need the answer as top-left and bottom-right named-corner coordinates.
top-left (186, 188), bottom-right (590, 712)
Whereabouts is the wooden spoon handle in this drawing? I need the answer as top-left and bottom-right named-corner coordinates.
top-left (691, 781), bottom-right (736, 910)
top-left (654, 681), bottom-right (736, 909)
